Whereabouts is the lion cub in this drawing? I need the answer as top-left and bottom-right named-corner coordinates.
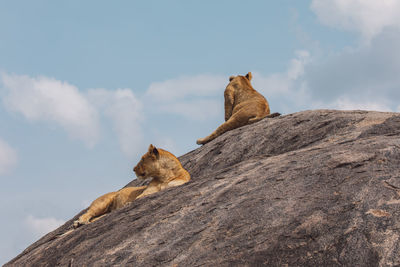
top-left (73, 144), bottom-right (190, 227)
top-left (197, 72), bottom-right (279, 145)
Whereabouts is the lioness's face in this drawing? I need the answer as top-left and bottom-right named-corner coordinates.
top-left (133, 144), bottom-right (159, 180)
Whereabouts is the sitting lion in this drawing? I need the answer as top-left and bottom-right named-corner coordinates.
top-left (196, 72), bottom-right (280, 145)
top-left (73, 144), bottom-right (190, 228)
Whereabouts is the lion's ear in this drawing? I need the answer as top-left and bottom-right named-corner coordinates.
top-left (245, 72), bottom-right (252, 81)
top-left (148, 144), bottom-right (155, 153)
top-left (148, 144), bottom-right (159, 157)
top-left (229, 76), bottom-right (235, 82)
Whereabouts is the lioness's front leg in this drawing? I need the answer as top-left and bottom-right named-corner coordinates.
top-left (113, 186), bottom-right (147, 209)
top-left (135, 184), bottom-right (160, 199)
top-left (166, 179), bottom-right (188, 188)
top-left (73, 192), bottom-right (117, 228)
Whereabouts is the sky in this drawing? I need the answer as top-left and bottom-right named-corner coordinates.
top-left (1, 0), bottom-right (400, 264)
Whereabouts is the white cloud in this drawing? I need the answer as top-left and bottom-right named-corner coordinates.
top-left (157, 99), bottom-right (221, 121)
top-left (333, 98), bottom-right (392, 111)
top-left (146, 74), bottom-right (226, 101)
top-left (304, 28), bottom-right (400, 112)
top-left (153, 137), bottom-right (180, 156)
top-left (253, 50), bottom-right (310, 93)
top-left (145, 74), bottom-right (225, 120)
top-left (25, 215), bottom-right (64, 237)
top-left (311, 0), bottom-right (400, 41)
top-left (0, 138), bottom-right (17, 176)
top-left (251, 44), bottom-right (400, 113)
top-left (305, 1), bottom-right (400, 112)
top-left (142, 51), bottom-right (312, 120)
top-left (287, 50), bottom-right (311, 80)
top-left (143, 44), bottom-right (398, 117)
top-left (88, 88), bottom-right (144, 158)
top-left (316, 97), bottom-right (392, 112)
top-left (251, 50), bottom-right (312, 113)
top-left (0, 73), bottom-right (146, 157)
top-left (1, 73), bottom-right (100, 147)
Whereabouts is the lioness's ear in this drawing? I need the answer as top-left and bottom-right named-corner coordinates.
top-left (245, 72), bottom-right (252, 81)
top-left (152, 147), bottom-right (159, 157)
top-left (229, 76), bottom-right (235, 82)
top-left (148, 144), bottom-right (155, 153)
top-left (148, 144), bottom-right (159, 157)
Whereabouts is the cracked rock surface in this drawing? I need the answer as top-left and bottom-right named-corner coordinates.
top-left (6, 110), bottom-right (400, 266)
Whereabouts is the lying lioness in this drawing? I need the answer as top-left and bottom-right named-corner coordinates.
top-left (197, 72), bottom-right (279, 145)
top-left (73, 144), bottom-right (190, 227)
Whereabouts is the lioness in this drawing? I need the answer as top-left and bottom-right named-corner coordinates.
top-left (197, 72), bottom-right (279, 145)
top-left (73, 144), bottom-right (190, 227)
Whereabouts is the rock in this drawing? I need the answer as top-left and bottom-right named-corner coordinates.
top-left (5, 110), bottom-right (400, 266)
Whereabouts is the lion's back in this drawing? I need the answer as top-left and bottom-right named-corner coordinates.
top-left (234, 84), bottom-right (270, 117)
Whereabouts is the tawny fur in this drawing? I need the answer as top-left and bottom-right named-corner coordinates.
top-left (197, 72), bottom-right (277, 145)
top-left (73, 144), bottom-right (190, 228)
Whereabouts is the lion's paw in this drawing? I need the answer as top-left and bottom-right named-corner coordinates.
top-left (73, 220), bottom-right (81, 228)
top-left (73, 219), bottom-right (88, 228)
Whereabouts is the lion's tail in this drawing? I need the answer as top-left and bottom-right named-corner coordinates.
top-left (265, 112), bottom-right (281, 118)
top-left (249, 112), bottom-right (281, 124)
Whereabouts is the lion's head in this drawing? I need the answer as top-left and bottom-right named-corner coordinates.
top-left (133, 144), bottom-right (161, 180)
top-left (228, 72), bottom-right (253, 89)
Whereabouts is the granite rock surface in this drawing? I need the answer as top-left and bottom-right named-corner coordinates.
top-left (6, 110), bottom-right (400, 267)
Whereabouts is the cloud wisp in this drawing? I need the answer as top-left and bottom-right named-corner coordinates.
top-left (25, 215), bottom-right (65, 237)
top-left (0, 138), bottom-right (17, 176)
top-left (311, 0), bottom-right (400, 41)
top-left (88, 88), bottom-right (144, 158)
top-left (251, 50), bottom-right (312, 113)
top-left (145, 74), bottom-right (226, 121)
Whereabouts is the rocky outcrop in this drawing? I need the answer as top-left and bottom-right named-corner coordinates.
top-left (6, 110), bottom-right (400, 266)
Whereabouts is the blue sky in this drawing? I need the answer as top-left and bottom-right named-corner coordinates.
top-left (1, 0), bottom-right (400, 264)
